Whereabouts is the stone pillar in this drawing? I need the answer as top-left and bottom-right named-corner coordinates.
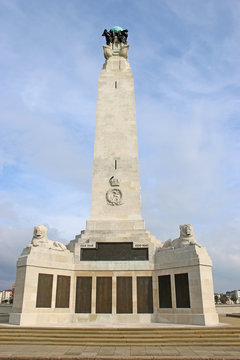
top-left (112, 275), bottom-right (116, 314)
top-left (87, 36), bottom-right (145, 231)
top-left (92, 276), bottom-right (96, 314)
top-left (132, 273), bottom-right (137, 314)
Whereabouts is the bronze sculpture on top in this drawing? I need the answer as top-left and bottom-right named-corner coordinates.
top-left (102, 26), bottom-right (129, 61)
top-left (102, 26), bottom-right (128, 45)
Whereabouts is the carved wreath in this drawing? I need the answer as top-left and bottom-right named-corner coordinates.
top-left (106, 188), bottom-right (123, 206)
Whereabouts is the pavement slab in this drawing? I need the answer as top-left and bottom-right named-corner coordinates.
top-left (176, 347), bottom-right (197, 356)
top-left (142, 346), bottom-right (163, 355)
top-left (64, 347), bottom-right (87, 355)
top-left (98, 346), bottom-right (116, 355)
top-left (130, 346), bottom-right (147, 356)
top-left (114, 346), bottom-right (131, 356)
top-left (78, 346), bottom-right (101, 357)
top-left (0, 344), bottom-right (240, 359)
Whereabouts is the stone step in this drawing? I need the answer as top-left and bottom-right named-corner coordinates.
top-left (0, 326), bottom-right (240, 334)
top-left (1, 334), bottom-right (239, 338)
top-left (0, 332), bottom-right (239, 337)
top-left (0, 330), bottom-right (239, 336)
top-left (1, 329), bottom-right (240, 336)
top-left (0, 340), bottom-right (239, 346)
top-left (0, 326), bottom-right (239, 346)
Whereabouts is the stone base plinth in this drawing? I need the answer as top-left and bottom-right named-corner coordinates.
top-left (86, 219), bottom-right (145, 231)
top-left (10, 236), bottom-right (218, 327)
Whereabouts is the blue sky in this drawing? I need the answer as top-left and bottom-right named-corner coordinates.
top-left (0, 0), bottom-right (239, 293)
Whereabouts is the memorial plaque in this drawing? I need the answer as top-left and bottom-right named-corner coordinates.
top-left (81, 242), bottom-right (148, 261)
top-left (36, 273), bottom-right (53, 308)
top-left (175, 273), bottom-right (190, 308)
top-left (55, 275), bottom-right (70, 308)
top-left (158, 275), bottom-right (172, 308)
top-left (75, 277), bottom-right (92, 313)
top-left (96, 277), bottom-right (112, 313)
top-left (117, 277), bottom-right (133, 314)
top-left (137, 276), bottom-right (153, 313)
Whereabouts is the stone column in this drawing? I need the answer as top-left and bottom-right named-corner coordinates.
top-left (92, 276), bottom-right (96, 314)
top-left (87, 37), bottom-right (145, 231)
top-left (132, 273), bottom-right (137, 314)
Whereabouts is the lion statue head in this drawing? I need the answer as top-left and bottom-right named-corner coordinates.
top-left (180, 224), bottom-right (194, 239)
top-left (33, 225), bottom-right (48, 240)
top-left (161, 224), bottom-right (200, 250)
top-left (25, 224), bottom-right (67, 251)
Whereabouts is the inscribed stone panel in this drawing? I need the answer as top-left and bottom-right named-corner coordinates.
top-left (96, 277), bottom-right (112, 314)
top-left (55, 275), bottom-right (71, 308)
top-left (175, 273), bottom-right (191, 308)
top-left (158, 275), bottom-right (172, 308)
top-left (137, 276), bottom-right (153, 313)
top-left (75, 277), bottom-right (92, 313)
top-left (81, 242), bottom-right (148, 261)
top-left (36, 273), bottom-right (53, 308)
top-left (117, 277), bottom-right (133, 314)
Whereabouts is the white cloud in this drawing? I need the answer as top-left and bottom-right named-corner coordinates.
top-left (0, 0), bottom-right (239, 294)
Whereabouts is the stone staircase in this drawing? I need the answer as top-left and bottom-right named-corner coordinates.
top-left (0, 326), bottom-right (240, 346)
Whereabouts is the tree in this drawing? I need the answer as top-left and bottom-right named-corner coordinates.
top-left (231, 294), bottom-right (238, 304)
top-left (214, 295), bottom-right (219, 304)
top-left (220, 294), bottom-right (228, 304)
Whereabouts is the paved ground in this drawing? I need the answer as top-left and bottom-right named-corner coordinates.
top-left (0, 315), bottom-right (239, 359)
top-left (0, 344), bottom-right (240, 359)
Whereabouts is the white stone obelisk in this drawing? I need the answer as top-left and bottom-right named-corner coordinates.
top-left (9, 28), bottom-right (219, 327)
top-left (86, 32), bottom-right (145, 231)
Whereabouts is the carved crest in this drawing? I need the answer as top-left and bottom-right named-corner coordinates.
top-left (109, 176), bottom-right (120, 187)
top-left (106, 188), bottom-right (123, 206)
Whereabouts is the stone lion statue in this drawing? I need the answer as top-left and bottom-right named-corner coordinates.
top-left (162, 224), bottom-right (201, 250)
top-left (27, 225), bottom-right (67, 251)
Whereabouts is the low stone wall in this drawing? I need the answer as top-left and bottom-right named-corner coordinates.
top-left (216, 304), bottom-right (240, 314)
top-left (0, 304), bottom-right (12, 314)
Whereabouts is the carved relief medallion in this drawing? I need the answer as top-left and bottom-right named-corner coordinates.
top-left (106, 188), bottom-right (123, 206)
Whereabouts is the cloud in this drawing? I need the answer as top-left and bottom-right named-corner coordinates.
top-left (0, 225), bottom-right (31, 289)
top-left (0, 0), bottom-right (239, 294)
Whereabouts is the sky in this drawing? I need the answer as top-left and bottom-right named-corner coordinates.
top-left (0, 0), bottom-right (239, 293)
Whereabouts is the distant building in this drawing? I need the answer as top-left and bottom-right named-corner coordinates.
top-left (226, 290), bottom-right (240, 304)
top-left (0, 289), bottom-right (13, 304)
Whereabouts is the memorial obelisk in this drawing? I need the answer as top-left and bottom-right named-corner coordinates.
top-left (10, 27), bottom-right (219, 326)
top-left (69, 26), bottom-right (157, 261)
top-left (87, 26), bottom-right (144, 232)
